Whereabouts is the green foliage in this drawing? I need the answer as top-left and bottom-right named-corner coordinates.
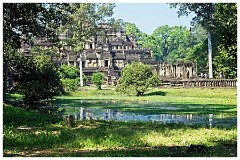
top-left (123, 22), bottom-right (146, 47)
top-left (61, 78), bottom-right (79, 92)
top-left (116, 62), bottom-right (160, 96)
top-left (3, 3), bottom-right (65, 48)
top-left (31, 46), bottom-right (59, 59)
top-left (58, 64), bottom-right (87, 92)
top-left (169, 3), bottom-right (214, 28)
top-left (17, 52), bottom-right (62, 107)
top-left (123, 23), bottom-right (195, 62)
top-left (11, 48), bottom-right (63, 108)
top-left (170, 3), bottom-right (237, 78)
top-left (184, 24), bottom-right (209, 74)
top-left (58, 3), bottom-right (115, 52)
top-left (212, 3), bottom-right (237, 78)
top-left (213, 45), bottom-right (237, 78)
top-left (3, 3), bottom-right (66, 102)
top-left (185, 41), bottom-right (208, 74)
top-left (151, 25), bottom-right (193, 62)
top-left (147, 74), bottom-right (161, 87)
top-left (59, 64), bottom-right (79, 79)
top-left (123, 22), bottom-right (142, 36)
top-left (91, 72), bottom-right (104, 90)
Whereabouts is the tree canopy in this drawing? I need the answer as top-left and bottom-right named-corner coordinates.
top-left (8, 46), bottom-right (63, 108)
top-left (116, 62), bottom-right (160, 96)
top-left (169, 3), bottom-right (237, 78)
top-left (122, 22), bottom-right (196, 63)
top-left (3, 3), bottom-right (67, 101)
top-left (57, 3), bottom-right (115, 52)
top-left (121, 3), bottom-right (237, 78)
top-left (3, 3), bottom-right (116, 102)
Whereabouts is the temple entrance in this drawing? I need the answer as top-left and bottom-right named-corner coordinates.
top-left (104, 60), bottom-right (109, 68)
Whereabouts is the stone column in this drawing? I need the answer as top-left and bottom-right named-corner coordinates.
top-left (189, 66), bottom-right (193, 78)
top-left (177, 65), bottom-right (181, 78)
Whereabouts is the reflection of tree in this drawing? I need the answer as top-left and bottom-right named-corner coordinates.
top-left (209, 114), bottom-right (213, 127)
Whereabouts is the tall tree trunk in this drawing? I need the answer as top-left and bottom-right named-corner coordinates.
top-left (79, 53), bottom-right (83, 87)
top-left (3, 59), bottom-right (8, 102)
top-left (207, 29), bottom-right (213, 78)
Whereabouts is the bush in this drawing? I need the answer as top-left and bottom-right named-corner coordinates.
top-left (59, 64), bottom-right (87, 92)
top-left (91, 72), bottom-right (104, 90)
top-left (116, 62), bottom-right (160, 96)
top-left (13, 51), bottom-right (63, 108)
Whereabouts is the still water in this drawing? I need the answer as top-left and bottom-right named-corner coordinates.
top-left (61, 100), bottom-right (237, 127)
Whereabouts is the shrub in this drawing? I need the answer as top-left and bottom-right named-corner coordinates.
top-left (91, 72), bottom-right (104, 90)
top-left (59, 64), bottom-right (87, 92)
top-left (116, 62), bottom-right (160, 96)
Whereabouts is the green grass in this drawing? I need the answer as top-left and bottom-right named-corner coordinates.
top-left (65, 87), bottom-right (237, 106)
top-left (3, 87), bottom-right (237, 157)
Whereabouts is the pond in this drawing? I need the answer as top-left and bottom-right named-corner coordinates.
top-left (58, 100), bottom-right (237, 127)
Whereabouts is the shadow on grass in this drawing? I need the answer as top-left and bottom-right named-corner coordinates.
top-left (3, 120), bottom-right (237, 157)
top-left (3, 104), bottom-right (62, 127)
top-left (3, 105), bottom-right (237, 157)
top-left (144, 91), bottom-right (167, 96)
top-left (22, 140), bottom-right (236, 157)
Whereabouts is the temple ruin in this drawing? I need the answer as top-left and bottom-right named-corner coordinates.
top-left (56, 26), bottom-right (197, 84)
top-left (18, 25), bottom-right (197, 85)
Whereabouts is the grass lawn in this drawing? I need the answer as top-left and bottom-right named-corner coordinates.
top-left (3, 87), bottom-right (237, 157)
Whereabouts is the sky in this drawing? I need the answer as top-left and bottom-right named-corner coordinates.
top-left (112, 3), bottom-right (195, 35)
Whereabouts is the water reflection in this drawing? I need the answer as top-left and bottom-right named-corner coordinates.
top-left (75, 107), bottom-right (92, 120)
top-left (73, 107), bottom-right (236, 127)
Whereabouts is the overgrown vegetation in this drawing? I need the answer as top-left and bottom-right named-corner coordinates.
top-left (3, 2), bottom-right (237, 157)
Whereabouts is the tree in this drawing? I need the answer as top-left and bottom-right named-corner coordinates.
top-left (170, 3), bottom-right (237, 78)
top-left (212, 3), bottom-right (237, 78)
top-left (170, 3), bottom-right (215, 78)
top-left (154, 25), bottom-right (193, 62)
top-left (57, 3), bottom-right (115, 86)
top-left (58, 3), bottom-right (115, 53)
top-left (116, 62), bottom-right (160, 96)
top-left (91, 72), bottom-right (104, 90)
top-left (185, 24), bottom-right (208, 74)
top-left (3, 3), bottom-right (67, 101)
top-left (58, 64), bottom-right (87, 92)
top-left (122, 22), bottom-right (194, 62)
top-left (213, 45), bottom-right (236, 78)
top-left (123, 22), bottom-right (144, 40)
top-left (122, 22), bottom-right (154, 52)
top-left (11, 48), bottom-right (63, 108)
